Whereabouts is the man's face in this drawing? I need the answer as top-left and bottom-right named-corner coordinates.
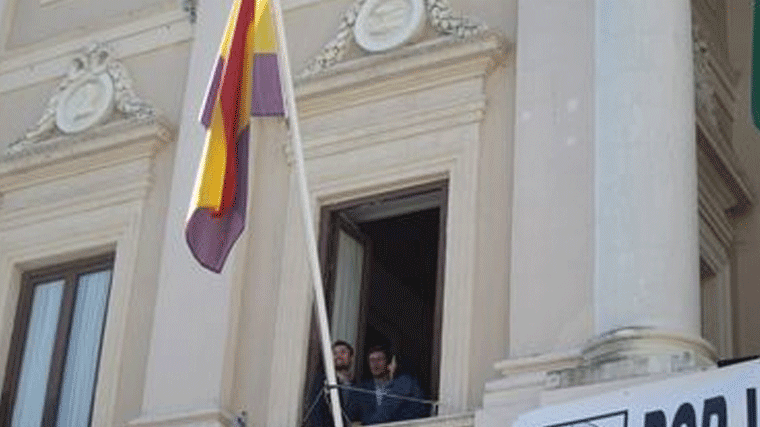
top-left (368, 350), bottom-right (389, 378)
top-left (333, 344), bottom-right (352, 370)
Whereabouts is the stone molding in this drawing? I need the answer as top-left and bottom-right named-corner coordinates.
top-left (692, 18), bottom-right (751, 359)
top-left (269, 121), bottom-right (483, 424)
top-left (691, 20), bottom-right (740, 139)
top-left (696, 117), bottom-right (754, 212)
top-left (480, 332), bottom-right (716, 427)
top-left (0, 9), bottom-right (192, 95)
top-left (0, 116), bottom-right (172, 229)
top-left (689, 20), bottom-right (752, 221)
top-left (693, 25), bottom-right (720, 129)
top-left (0, 115), bottom-right (171, 425)
top-left (284, 31), bottom-right (507, 163)
top-left (384, 412), bottom-right (475, 427)
top-left (689, 16), bottom-right (751, 360)
top-left (1, 115), bottom-right (170, 177)
top-left (488, 328), bottom-right (716, 395)
top-left (266, 31), bottom-right (505, 424)
top-left (7, 44), bottom-right (155, 154)
top-left (182, 0), bottom-right (198, 23)
top-left (489, 352), bottom-right (584, 394)
top-left (299, 0), bottom-right (488, 77)
top-left (298, 98), bottom-right (485, 161)
top-left (582, 328), bottom-right (716, 361)
top-left (696, 134), bottom-right (738, 358)
top-left (698, 141), bottom-right (738, 272)
top-left (493, 351), bottom-right (582, 379)
top-left (696, 117), bottom-right (754, 279)
top-left (293, 32), bottom-right (507, 151)
top-left (547, 328), bottom-right (716, 389)
top-left (296, 31), bottom-right (507, 99)
top-left (127, 408), bottom-right (234, 427)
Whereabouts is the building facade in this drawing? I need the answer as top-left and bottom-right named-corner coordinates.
top-left (0, 0), bottom-right (759, 426)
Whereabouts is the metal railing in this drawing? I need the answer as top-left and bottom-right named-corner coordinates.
top-left (302, 382), bottom-right (440, 427)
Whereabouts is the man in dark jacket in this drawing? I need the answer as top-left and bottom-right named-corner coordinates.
top-left (307, 341), bottom-right (357, 427)
top-left (349, 345), bottom-right (430, 425)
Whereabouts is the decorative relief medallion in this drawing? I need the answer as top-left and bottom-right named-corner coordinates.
top-left (56, 73), bottom-right (115, 134)
top-left (353, 0), bottom-right (425, 52)
top-left (300, 0), bottom-right (487, 77)
top-left (7, 43), bottom-right (155, 154)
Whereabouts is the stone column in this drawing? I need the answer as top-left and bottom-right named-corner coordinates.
top-left (508, 0), bottom-right (596, 359)
top-left (589, 0), bottom-right (715, 379)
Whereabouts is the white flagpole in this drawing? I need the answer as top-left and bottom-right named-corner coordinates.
top-left (268, 1), bottom-right (345, 427)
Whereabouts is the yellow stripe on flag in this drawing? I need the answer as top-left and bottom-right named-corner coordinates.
top-left (194, 108), bottom-right (228, 210)
top-left (253, 0), bottom-right (277, 53)
top-left (220, 0), bottom-right (242, 58)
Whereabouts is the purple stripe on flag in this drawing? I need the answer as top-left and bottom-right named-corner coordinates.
top-left (200, 56), bottom-right (225, 128)
top-left (185, 126), bottom-right (249, 273)
top-left (251, 53), bottom-right (285, 116)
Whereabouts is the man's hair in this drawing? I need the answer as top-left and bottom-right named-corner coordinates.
top-left (333, 340), bottom-right (354, 356)
top-left (366, 344), bottom-right (392, 362)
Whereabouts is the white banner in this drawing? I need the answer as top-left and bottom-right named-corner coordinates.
top-left (512, 360), bottom-right (760, 427)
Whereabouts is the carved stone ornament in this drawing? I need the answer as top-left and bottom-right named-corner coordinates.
top-left (300, 0), bottom-right (487, 77)
top-left (7, 43), bottom-right (155, 154)
top-left (56, 72), bottom-right (115, 134)
top-left (353, 0), bottom-right (426, 52)
top-left (692, 24), bottom-right (718, 128)
top-left (182, 0), bottom-right (198, 23)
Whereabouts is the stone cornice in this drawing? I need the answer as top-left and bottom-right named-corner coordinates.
top-left (696, 117), bottom-right (754, 212)
top-left (294, 32), bottom-right (510, 117)
top-left (493, 351), bottom-right (583, 378)
top-left (0, 117), bottom-right (173, 231)
top-left (291, 98), bottom-right (485, 163)
top-left (0, 116), bottom-right (173, 191)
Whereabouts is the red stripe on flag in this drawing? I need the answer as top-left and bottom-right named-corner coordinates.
top-left (218, 0), bottom-right (255, 214)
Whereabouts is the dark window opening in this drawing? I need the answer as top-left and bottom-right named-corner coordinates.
top-left (355, 208), bottom-right (441, 394)
top-left (303, 181), bottom-right (447, 424)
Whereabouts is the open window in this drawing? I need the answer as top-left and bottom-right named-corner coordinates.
top-left (303, 181), bottom-right (447, 419)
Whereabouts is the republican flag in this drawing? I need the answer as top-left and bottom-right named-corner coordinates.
top-left (186, 0), bottom-right (285, 273)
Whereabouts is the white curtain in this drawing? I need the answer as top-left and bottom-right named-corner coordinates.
top-left (56, 270), bottom-right (112, 427)
top-left (12, 280), bottom-right (65, 427)
top-left (331, 230), bottom-right (363, 347)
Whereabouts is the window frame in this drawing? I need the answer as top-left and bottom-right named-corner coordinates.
top-left (302, 180), bottom-right (448, 420)
top-left (1, 253), bottom-right (115, 427)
